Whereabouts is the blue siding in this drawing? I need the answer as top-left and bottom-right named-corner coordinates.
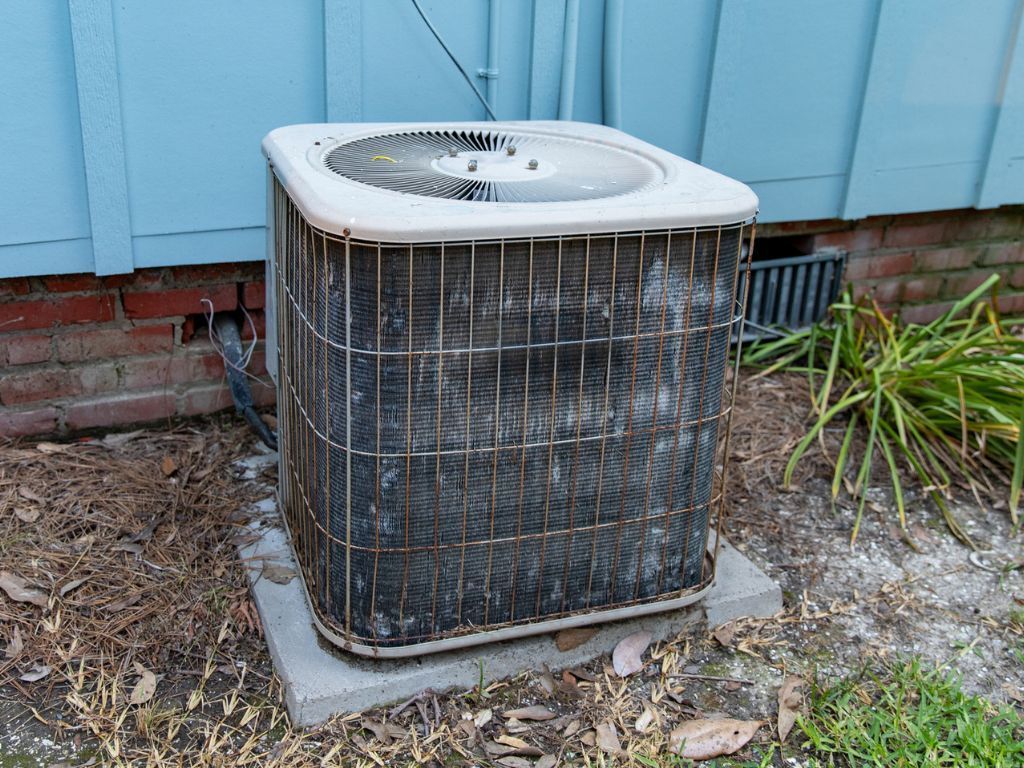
top-left (2, 0), bottom-right (1023, 279)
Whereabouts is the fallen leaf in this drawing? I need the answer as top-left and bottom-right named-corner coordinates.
top-left (595, 721), bottom-right (623, 754)
top-left (497, 758), bottom-right (533, 768)
top-left (612, 630), bottom-right (651, 677)
top-left (14, 507), bottom-right (39, 524)
top-left (777, 675), bottom-right (804, 743)
top-left (262, 563), bottom-right (296, 585)
top-left (129, 662), bottom-right (157, 705)
top-left (635, 707), bottom-right (655, 733)
top-left (669, 718), bottom-right (762, 760)
top-left (35, 441), bottom-right (69, 454)
top-left (1002, 683), bottom-right (1024, 704)
top-left (535, 755), bottom-right (557, 768)
top-left (554, 626), bottom-right (597, 651)
top-left (712, 622), bottom-right (735, 647)
top-left (724, 680), bottom-right (742, 692)
top-left (563, 719), bottom-right (581, 737)
top-left (102, 593), bottom-right (142, 613)
top-left (17, 487), bottom-right (44, 503)
top-left (493, 734), bottom-right (543, 756)
top-left (115, 542), bottom-right (144, 556)
top-left (102, 429), bottom-right (145, 447)
top-left (579, 730), bottom-right (596, 747)
top-left (474, 708), bottom-right (492, 728)
top-left (160, 456), bottom-right (177, 477)
top-left (503, 705), bottom-right (555, 721)
top-left (59, 578), bottom-right (88, 598)
top-left (360, 718), bottom-right (392, 744)
top-left (0, 571), bottom-right (48, 608)
top-left (566, 667), bottom-right (597, 682)
top-left (5, 626), bottom-right (24, 659)
top-left (19, 664), bottom-right (51, 683)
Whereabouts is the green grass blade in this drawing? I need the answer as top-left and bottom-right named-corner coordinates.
top-left (1010, 405), bottom-right (1023, 526)
top-left (833, 412), bottom-right (859, 499)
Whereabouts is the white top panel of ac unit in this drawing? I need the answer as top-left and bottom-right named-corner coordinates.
top-left (262, 121), bottom-right (758, 242)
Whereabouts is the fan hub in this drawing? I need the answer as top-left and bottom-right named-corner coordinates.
top-left (432, 151), bottom-right (556, 182)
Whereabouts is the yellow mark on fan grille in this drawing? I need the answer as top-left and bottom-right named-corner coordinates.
top-left (371, 155), bottom-right (397, 163)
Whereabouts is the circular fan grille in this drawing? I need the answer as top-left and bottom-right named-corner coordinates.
top-left (322, 129), bottom-right (661, 202)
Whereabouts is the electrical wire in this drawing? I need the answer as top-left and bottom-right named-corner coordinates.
top-left (410, 0), bottom-right (497, 120)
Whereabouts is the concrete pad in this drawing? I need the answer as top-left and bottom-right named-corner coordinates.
top-left (240, 510), bottom-right (781, 727)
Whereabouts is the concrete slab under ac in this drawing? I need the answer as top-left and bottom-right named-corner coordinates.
top-left (239, 510), bottom-right (782, 727)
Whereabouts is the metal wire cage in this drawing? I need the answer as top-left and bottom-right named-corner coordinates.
top-left (271, 177), bottom-right (754, 657)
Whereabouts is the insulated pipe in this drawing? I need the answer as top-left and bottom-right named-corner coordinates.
top-left (486, 0), bottom-right (501, 111)
top-left (558, 0), bottom-right (580, 120)
top-left (602, 0), bottom-right (624, 129)
top-left (212, 313), bottom-right (278, 451)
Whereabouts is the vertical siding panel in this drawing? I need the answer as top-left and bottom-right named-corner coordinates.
top-left (978, 0), bottom-right (1024, 208)
top-left (528, 0), bottom-right (566, 118)
top-left (843, 0), bottom-right (1018, 219)
top-left (325, 0), bottom-right (362, 122)
top-left (68, 0), bottom-right (133, 275)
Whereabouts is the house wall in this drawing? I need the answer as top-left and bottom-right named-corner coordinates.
top-left (3, 1), bottom-right (1024, 280)
top-left (1, 205), bottom-right (1021, 439)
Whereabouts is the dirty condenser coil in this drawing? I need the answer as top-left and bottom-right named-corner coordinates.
top-left (262, 122), bottom-right (758, 657)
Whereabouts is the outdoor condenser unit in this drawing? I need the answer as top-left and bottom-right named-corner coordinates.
top-left (262, 122), bottom-right (758, 657)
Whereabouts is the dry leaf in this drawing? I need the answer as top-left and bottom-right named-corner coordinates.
top-left (566, 667), bottom-right (597, 682)
top-left (712, 622), bottom-right (735, 647)
top-left (360, 718), bottom-right (392, 744)
top-left (17, 487), bottom-right (44, 503)
top-left (19, 664), bottom-right (51, 682)
top-left (635, 707), bottom-right (655, 733)
top-left (493, 734), bottom-right (543, 756)
top-left (262, 563), bottom-right (297, 585)
top-left (563, 719), bottom-right (581, 737)
top-left (129, 662), bottom-right (157, 705)
top-left (612, 630), bottom-right (651, 677)
top-left (102, 429), bottom-right (145, 447)
top-left (535, 755), bottom-right (557, 768)
top-left (102, 593), bottom-right (142, 613)
top-left (0, 571), bottom-right (48, 607)
top-left (669, 718), bottom-right (762, 760)
top-left (474, 708), bottom-right (493, 728)
top-left (580, 730), bottom-right (596, 747)
top-left (59, 578), bottom-right (88, 598)
top-left (503, 705), bottom-right (555, 721)
top-left (35, 441), bottom-right (69, 454)
top-left (537, 665), bottom-right (557, 696)
top-left (777, 675), bottom-right (804, 743)
top-left (14, 507), bottom-right (40, 524)
top-left (160, 456), bottom-right (177, 476)
top-left (5, 626), bottom-right (24, 659)
top-left (497, 758), bottom-right (533, 768)
top-left (595, 721), bottom-right (623, 754)
top-left (1002, 683), bottom-right (1024, 704)
top-left (554, 626), bottom-right (596, 651)
top-left (116, 542), bottom-right (144, 556)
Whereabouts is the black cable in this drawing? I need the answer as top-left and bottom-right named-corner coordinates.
top-left (410, 0), bottom-right (497, 120)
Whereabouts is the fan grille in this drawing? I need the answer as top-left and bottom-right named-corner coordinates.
top-left (322, 129), bottom-right (662, 202)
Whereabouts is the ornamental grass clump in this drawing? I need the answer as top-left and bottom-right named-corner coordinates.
top-left (744, 273), bottom-right (1024, 545)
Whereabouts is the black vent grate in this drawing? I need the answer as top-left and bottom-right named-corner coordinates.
top-left (321, 129), bottom-right (660, 202)
top-left (273, 179), bottom-right (749, 652)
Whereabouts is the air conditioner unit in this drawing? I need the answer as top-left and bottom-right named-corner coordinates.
top-left (261, 121), bottom-right (757, 657)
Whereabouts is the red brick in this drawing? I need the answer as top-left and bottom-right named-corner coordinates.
top-left (844, 252), bottom-right (914, 281)
top-left (980, 242), bottom-right (1024, 266)
top-left (900, 301), bottom-right (956, 325)
top-left (0, 334), bottom-right (51, 366)
top-left (179, 383), bottom-right (235, 416)
top-left (170, 263), bottom-right (262, 284)
top-left (122, 284), bottom-right (237, 319)
top-left (0, 294), bottom-right (116, 331)
top-left (882, 222), bottom-right (947, 248)
top-left (850, 279), bottom-right (901, 305)
top-left (55, 324), bottom-right (173, 363)
top-left (239, 310), bottom-right (267, 342)
top-left (65, 391), bottom-right (176, 431)
top-left (900, 275), bottom-right (943, 303)
top-left (996, 292), bottom-right (1024, 314)
top-left (1007, 267), bottom-right (1024, 290)
top-left (758, 219), bottom-right (844, 238)
top-left (0, 278), bottom-right (31, 297)
top-left (812, 227), bottom-right (883, 253)
top-left (986, 211), bottom-right (1024, 239)
top-left (0, 406), bottom-right (59, 438)
top-left (914, 246), bottom-right (982, 272)
top-left (0, 364), bottom-right (118, 406)
top-left (942, 271), bottom-right (997, 299)
top-left (41, 274), bottom-right (103, 292)
top-left (242, 281), bottom-right (266, 309)
top-left (118, 350), bottom-right (225, 390)
top-left (101, 269), bottom-right (166, 290)
top-left (943, 215), bottom-right (989, 243)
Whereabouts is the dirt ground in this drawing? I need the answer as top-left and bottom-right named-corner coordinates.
top-left (1, 372), bottom-right (1021, 766)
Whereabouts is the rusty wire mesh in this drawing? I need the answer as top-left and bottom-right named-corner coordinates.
top-left (273, 179), bottom-right (751, 652)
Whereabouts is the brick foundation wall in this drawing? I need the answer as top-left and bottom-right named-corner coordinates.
top-left (0, 264), bottom-right (273, 438)
top-left (759, 205), bottom-right (1024, 323)
top-left (1, 205), bottom-right (1022, 438)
